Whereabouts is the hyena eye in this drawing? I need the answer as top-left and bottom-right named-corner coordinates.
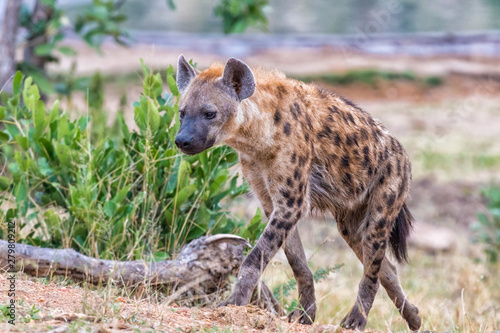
top-left (179, 110), bottom-right (186, 119)
top-left (205, 111), bottom-right (216, 119)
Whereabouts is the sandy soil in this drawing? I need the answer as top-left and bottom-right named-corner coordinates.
top-left (0, 277), bottom-right (385, 333)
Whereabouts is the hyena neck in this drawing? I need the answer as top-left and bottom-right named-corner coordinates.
top-left (223, 94), bottom-right (275, 158)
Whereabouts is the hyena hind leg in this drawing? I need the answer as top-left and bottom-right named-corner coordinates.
top-left (337, 207), bottom-right (421, 331)
top-left (379, 259), bottom-right (421, 331)
top-left (283, 227), bottom-right (316, 325)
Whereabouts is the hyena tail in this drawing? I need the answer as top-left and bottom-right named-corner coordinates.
top-left (389, 202), bottom-right (414, 264)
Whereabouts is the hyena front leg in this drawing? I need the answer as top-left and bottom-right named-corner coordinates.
top-left (284, 227), bottom-right (316, 324)
top-left (239, 159), bottom-right (315, 323)
top-left (223, 158), bottom-right (310, 308)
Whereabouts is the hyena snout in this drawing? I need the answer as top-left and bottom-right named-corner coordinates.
top-left (174, 134), bottom-right (193, 150)
top-left (175, 125), bottom-right (213, 155)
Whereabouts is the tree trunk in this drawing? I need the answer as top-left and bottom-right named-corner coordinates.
top-left (0, 234), bottom-right (282, 313)
top-left (0, 0), bottom-right (22, 93)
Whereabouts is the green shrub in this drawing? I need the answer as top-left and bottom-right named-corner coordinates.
top-left (0, 63), bottom-right (259, 260)
top-left (472, 186), bottom-right (500, 263)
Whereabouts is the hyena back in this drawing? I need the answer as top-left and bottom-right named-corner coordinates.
top-left (175, 55), bottom-right (421, 331)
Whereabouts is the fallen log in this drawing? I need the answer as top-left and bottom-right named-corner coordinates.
top-left (0, 234), bottom-right (282, 314)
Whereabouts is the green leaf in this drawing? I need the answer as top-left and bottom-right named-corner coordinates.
top-left (0, 176), bottom-right (11, 191)
top-left (166, 65), bottom-right (179, 96)
top-left (174, 185), bottom-right (196, 207)
top-left (57, 116), bottom-right (69, 141)
top-left (14, 135), bottom-right (29, 150)
top-left (0, 132), bottom-right (9, 142)
top-left (0, 106), bottom-right (5, 120)
top-left (166, 0), bottom-right (176, 10)
top-left (12, 71), bottom-right (23, 95)
top-left (55, 143), bottom-right (71, 167)
top-left (58, 46), bottom-right (77, 56)
top-left (140, 58), bottom-right (150, 76)
top-left (34, 100), bottom-right (47, 138)
top-left (14, 178), bottom-right (28, 216)
top-left (104, 201), bottom-right (117, 218)
top-left (34, 43), bottom-right (54, 56)
top-left (113, 185), bottom-right (131, 204)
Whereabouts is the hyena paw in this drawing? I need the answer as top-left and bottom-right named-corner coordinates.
top-left (402, 303), bottom-right (421, 331)
top-left (340, 306), bottom-right (367, 330)
top-left (287, 308), bottom-right (315, 325)
top-left (218, 294), bottom-right (238, 307)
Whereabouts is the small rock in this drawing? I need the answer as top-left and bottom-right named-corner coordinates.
top-left (410, 222), bottom-right (457, 253)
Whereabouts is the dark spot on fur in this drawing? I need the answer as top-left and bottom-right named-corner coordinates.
top-left (346, 133), bottom-right (359, 146)
top-left (284, 122), bottom-right (291, 136)
top-left (291, 153), bottom-right (297, 164)
top-left (277, 84), bottom-right (287, 99)
top-left (342, 173), bottom-right (352, 187)
top-left (341, 228), bottom-right (348, 236)
top-left (274, 110), bottom-right (282, 125)
top-left (379, 175), bottom-right (385, 184)
top-left (277, 220), bottom-right (293, 231)
top-left (305, 114), bottom-right (313, 130)
top-left (281, 189), bottom-right (291, 199)
top-left (377, 206), bottom-right (383, 213)
top-left (290, 104), bottom-right (298, 120)
top-left (264, 231), bottom-right (275, 241)
top-left (363, 146), bottom-right (370, 156)
top-left (341, 155), bottom-right (350, 168)
top-left (328, 105), bottom-right (340, 114)
top-left (286, 177), bottom-right (293, 187)
top-left (296, 211), bottom-right (302, 220)
top-left (247, 247), bottom-right (263, 268)
top-left (298, 182), bottom-right (304, 192)
top-left (387, 164), bottom-right (392, 176)
top-left (376, 218), bottom-right (386, 230)
top-left (294, 102), bottom-right (302, 115)
top-left (347, 112), bottom-right (355, 124)
top-left (304, 132), bottom-right (310, 142)
top-left (360, 128), bottom-right (369, 141)
top-left (333, 132), bottom-right (342, 146)
top-left (373, 257), bottom-right (383, 267)
top-left (373, 242), bottom-right (380, 250)
top-left (298, 156), bottom-right (306, 165)
top-left (368, 276), bottom-right (378, 284)
top-left (284, 212), bottom-right (292, 219)
top-left (270, 218), bottom-right (277, 226)
top-left (387, 193), bottom-right (396, 206)
top-left (297, 196), bottom-right (303, 207)
top-left (287, 197), bottom-right (295, 208)
top-left (294, 168), bottom-right (301, 180)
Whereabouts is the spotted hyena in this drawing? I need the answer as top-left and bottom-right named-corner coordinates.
top-left (175, 55), bottom-right (421, 331)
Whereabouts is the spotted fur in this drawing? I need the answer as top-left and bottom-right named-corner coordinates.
top-left (175, 55), bottom-right (421, 330)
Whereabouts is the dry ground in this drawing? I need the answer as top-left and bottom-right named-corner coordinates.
top-left (2, 42), bottom-right (500, 332)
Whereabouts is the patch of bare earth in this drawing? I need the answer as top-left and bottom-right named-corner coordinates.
top-left (0, 275), bottom-right (387, 332)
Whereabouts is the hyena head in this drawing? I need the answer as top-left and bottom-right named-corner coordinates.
top-left (175, 55), bottom-right (256, 155)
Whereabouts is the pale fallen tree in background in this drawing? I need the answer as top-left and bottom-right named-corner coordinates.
top-left (0, 234), bottom-right (282, 314)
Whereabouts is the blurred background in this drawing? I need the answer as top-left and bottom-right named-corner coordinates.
top-left (1, 0), bottom-right (499, 332)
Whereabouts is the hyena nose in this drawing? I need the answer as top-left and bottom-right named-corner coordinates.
top-left (175, 137), bottom-right (192, 149)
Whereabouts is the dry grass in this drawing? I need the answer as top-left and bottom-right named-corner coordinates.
top-left (1, 232), bottom-right (499, 332)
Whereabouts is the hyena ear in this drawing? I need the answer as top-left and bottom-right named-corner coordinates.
top-left (177, 54), bottom-right (197, 94)
top-left (222, 58), bottom-right (256, 101)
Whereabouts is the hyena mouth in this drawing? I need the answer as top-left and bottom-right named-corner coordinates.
top-left (179, 138), bottom-right (216, 155)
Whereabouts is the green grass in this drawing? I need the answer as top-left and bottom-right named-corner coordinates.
top-left (298, 69), bottom-right (443, 87)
